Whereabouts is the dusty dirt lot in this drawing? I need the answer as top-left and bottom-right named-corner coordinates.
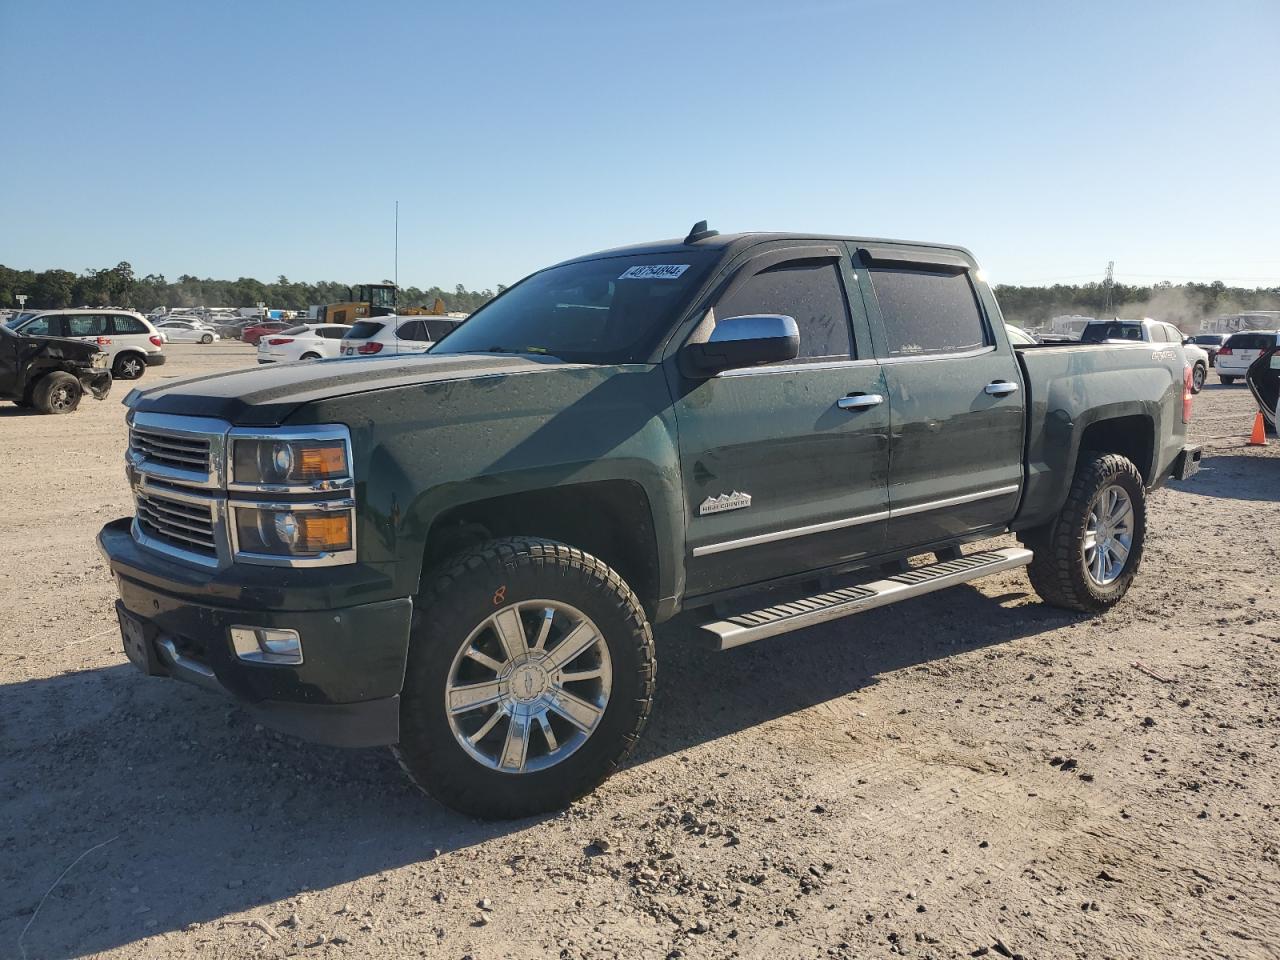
top-left (2, 345), bottom-right (1277, 960)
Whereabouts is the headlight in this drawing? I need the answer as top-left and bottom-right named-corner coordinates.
top-left (229, 427), bottom-right (352, 490)
top-left (233, 504), bottom-right (354, 559)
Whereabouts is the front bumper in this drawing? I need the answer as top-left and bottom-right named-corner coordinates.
top-left (145, 353), bottom-right (166, 367)
top-left (79, 370), bottom-right (113, 400)
top-left (1169, 444), bottom-right (1202, 481)
top-left (98, 517), bottom-right (411, 747)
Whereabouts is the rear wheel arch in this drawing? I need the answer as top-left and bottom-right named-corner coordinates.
top-left (113, 350), bottom-right (147, 379)
top-left (1074, 413), bottom-right (1156, 485)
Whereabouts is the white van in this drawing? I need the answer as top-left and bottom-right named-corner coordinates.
top-left (6, 309), bottom-right (166, 380)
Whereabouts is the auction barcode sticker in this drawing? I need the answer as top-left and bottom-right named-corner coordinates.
top-left (618, 264), bottom-right (690, 280)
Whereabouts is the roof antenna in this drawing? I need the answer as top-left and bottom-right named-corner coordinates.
top-left (684, 220), bottom-right (719, 244)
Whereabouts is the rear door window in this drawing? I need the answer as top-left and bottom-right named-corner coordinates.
top-left (318, 327), bottom-right (347, 339)
top-left (868, 267), bottom-right (989, 357)
top-left (425, 319), bottom-right (459, 341)
top-left (715, 258), bottom-right (854, 361)
top-left (397, 320), bottom-right (431, 342)
top-left (344, 321), bottom-right (384, 339)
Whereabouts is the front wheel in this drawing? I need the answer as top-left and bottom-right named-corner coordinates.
top-left (1191, 364), bottom-right (1206, 393)
top-left (1220, 376), bottom-right (1236, 385)
top-left (1020, 453), bottom-right (1147, 613)
top-left (32, 371), bottom-right (83, 414)
top-left (395, 538), bottom-right (655, 819)
top-left (200, 333), bottom-right (213, 344)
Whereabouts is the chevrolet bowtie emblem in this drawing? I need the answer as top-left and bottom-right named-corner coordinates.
top-left (699, 491), bottom-right (752, 515)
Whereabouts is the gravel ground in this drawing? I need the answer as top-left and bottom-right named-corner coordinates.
top-left (2, 344), bottom-right (1277, 960)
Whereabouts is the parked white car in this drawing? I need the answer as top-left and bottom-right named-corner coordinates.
top-left (257, 323), bottom-right (352, 363)
top-left (1216, 331), bottom-right (1280, 385)
top-left (338, 316), bottom-right (462, 357)
top-left (1080, 318), bottom-right (1210, 392)
top-left (4, 308), bottom-right (165, 380)
top-left (155, 320), bottom-right (220, 344)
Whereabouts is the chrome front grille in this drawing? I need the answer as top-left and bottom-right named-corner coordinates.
top-left (130, 427), bottom-right (211, 472)
top-left (135, 486), bottom-right (218, 557)
top-left (125, 411), bottom-right (357, 570)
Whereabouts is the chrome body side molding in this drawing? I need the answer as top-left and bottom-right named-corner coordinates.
top-left (692, 485), bottom-right (1020, 557)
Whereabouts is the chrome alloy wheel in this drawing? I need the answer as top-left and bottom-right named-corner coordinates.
top-left (1083, 484), bottom-right (1134, 586)
top-left (444, 600), bottom-right (613, 774)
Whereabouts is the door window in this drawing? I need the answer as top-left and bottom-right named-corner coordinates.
top-left (868, 268), bottom-right (990, 357)
top-left (397, 320), bottom-right (430, 342)
top-left (715, 259), bottom-right (854, 360)
top-left (426, 319), bottom-right (460, 341)
top-left (110, 315), bottom-right (149, 334)
top-left (21, 315), bottom-right (65, 337)
top-left (65, 315), bottom-right (110, 337)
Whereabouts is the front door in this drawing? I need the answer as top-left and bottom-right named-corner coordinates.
top-left (855, 252), bottom-right (1025, 552)
top-left (670, 246), bottom-right (891, 598)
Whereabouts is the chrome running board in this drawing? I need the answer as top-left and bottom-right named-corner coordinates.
top-left (700, 547), bottom-right (1033, 650)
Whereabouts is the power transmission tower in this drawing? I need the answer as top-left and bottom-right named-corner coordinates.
top-left (1102, 261), bottom-right (1115, 317)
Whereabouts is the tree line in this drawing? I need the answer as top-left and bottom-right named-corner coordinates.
top-left (0, 262), bottom-right (505, 315)
top-left (3, 261), bottom-right (1278, 329)
top-left (994, 279), bottom-right (1280, 329)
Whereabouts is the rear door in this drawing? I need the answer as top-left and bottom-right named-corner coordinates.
top-left (670, 243), bottom-right (890, 596)
top-left (854, 247), bottom-right (1024, 553)
top-left (395, 319), bottom-right (433, 354)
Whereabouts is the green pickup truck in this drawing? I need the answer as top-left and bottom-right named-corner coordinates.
top-left (99, 224), bottom-right (1201, 818)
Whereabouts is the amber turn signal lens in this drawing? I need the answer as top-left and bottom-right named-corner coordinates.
top-left (298, 512), bottom-right (352, 553)
top-left (298, 445), bottom-right (348, 479)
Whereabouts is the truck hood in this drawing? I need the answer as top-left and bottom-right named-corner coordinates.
top-left (127, 353), bottom-right (580, 425)
top-left (14, 331), bottom-right (103, 365)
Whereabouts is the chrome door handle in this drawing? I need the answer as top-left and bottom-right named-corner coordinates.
top-left (837, 393), bottom-right (884, 410)
top-left (984, 381), bottom-right (1019, 397)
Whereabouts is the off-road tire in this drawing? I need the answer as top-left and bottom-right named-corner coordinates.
top-left (32, 371), bottom-right (83, 415)
top-left (113, 352), bottom-right (146, 380)
top-left (1191, 363), bottom-right (1206, 393)
top-left (1020, 453), bottom-right (1146, 613)
top-left (395, 537), bottom-right (656, 819)
top-left (1220, 376), bottom-right (1236, 385)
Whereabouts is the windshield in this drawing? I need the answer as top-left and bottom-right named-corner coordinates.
top-left (1081, 322), bottom-right (1143, 342)
top-left (4, 311), bottom-right (37, 327)
top-left (432, 252), bottom-right (716, 364)
top-left (344, 321), bottom-right (385, 339)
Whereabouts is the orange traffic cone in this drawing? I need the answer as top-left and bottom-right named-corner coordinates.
top-left (1247, 411), bottom-right (1267, 447)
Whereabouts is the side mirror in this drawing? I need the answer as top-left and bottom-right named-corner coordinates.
top-left (684, 315), bottom-right (800, 376)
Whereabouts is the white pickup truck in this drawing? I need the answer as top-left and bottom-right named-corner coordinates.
top-left (1080, 318), bottom-right (1209, 393)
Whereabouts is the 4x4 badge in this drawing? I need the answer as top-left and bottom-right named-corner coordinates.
top-left (699, 491), bottom-right (752, 515)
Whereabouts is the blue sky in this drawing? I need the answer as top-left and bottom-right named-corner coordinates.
top-left (2, 0), bottom-right (1277, 291)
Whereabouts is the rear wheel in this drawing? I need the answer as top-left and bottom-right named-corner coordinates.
top-left (113, 353), bottom-right (145, 380)
top-left (1021, 453), bottom-right (1146, 613)
top-left (300, 352), bottom-right (321, 360)
top-left (32, 372), bottom-right (83, 415)
top-left (1220, 376), bottom-right (1236, 385)
top-left (395, 538), bottom-right (655, 819)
